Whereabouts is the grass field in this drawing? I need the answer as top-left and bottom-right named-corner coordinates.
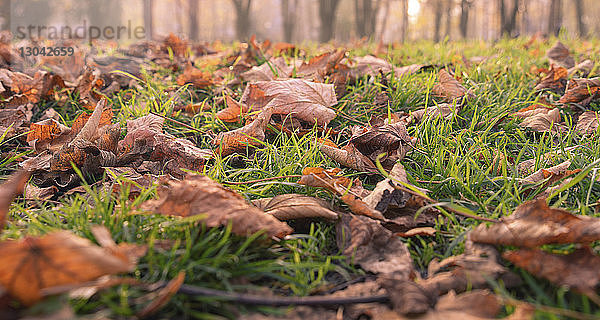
top-left (2, 36), bottom-right (600, 319)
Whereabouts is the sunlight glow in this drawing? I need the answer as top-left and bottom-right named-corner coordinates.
top-left (408, 0), bottom-right (421, 17)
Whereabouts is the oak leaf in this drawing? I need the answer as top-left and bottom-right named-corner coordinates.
top-left (138, 174), bottom-right (292, 238)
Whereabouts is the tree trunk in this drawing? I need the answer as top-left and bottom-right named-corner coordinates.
top-left (460, 0), bottom-right (470, 38)
top-left (547, 0), bottom-right (562, 36)
top-left (376, 0), bottom-right (391, 42)
top-left (444, 0), bottom-right (452, 40)
top-left (188, 0), bottom-right (199, 41)
top-left (400, 0), bottom-right (409, 42)
top-left (433, 0), bottom-right (443, 42)
top-left (354, 0), bottom-right (381, 39)
top-left (318, 0), bottom-right (340, 42)
top-left (575, 0), bottom-right (586, 37)
top-left (143, 0), bottom-right (153, 40)
top-left (232, 0), bottom-right (253, 40)
top-left (499, 0), bottom-right (519, 37)
top-left (281, 0), bottom-right (298, 42)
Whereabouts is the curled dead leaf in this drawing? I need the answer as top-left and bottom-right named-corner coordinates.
top-left (251, 194), bottom-right (338, 220)
top-left (0, 170), bottom-right (30, 231)
top-left (533, 64), bottom-right (567, 93)
top-left (575, 111), bottom-right (599, 135)
top-left (470, 199), bottom-right (600, 247)
top-left (432, 69), bottom-right (473, 103)
top-left (546, 41), bottom-right (575, 69)
top-left (138, 174), bottom-right (292, 238)
top-left (558, 77), bottom-right (600, 106)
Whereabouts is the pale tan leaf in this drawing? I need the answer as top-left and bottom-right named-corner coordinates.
top-left (241, 57), bottom-right (292, 82)
top-left (546, 41), bottom-right (575, 69)
top-left (575, 111), bottom-right (599, 135)
top-left (251, 194), bottom-right (338, 220)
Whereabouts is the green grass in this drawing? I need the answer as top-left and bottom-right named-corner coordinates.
top-left (2, 36), bottom-right (600, 319)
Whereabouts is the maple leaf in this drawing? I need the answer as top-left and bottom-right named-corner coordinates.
top-left (431, 69), bottom-right (473, 103)
top-left (138, 174), bottom-right (292, 238)
top-left (546, 41), bottom-right (575, 69)
top-left (239, 79), bottom-right (337, 126)
top-left (0, 170), bottom-right (30, 231)
top-left (251, 194), bottom-right (338, 220)
top-left (470, 199), bottom-right (600, 247)
top-left (558, 77), bottom-right (600, 106)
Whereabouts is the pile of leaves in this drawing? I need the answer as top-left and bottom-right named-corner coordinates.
top-left (0, 32), bottom-right (600, 319)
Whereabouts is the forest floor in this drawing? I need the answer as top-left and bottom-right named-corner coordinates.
top-left (1, 35), bottom-right (600, 319)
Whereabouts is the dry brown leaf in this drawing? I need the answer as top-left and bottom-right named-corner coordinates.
top-left (239, 79), bottom-right (337, 126)
top-left (241, 57), bottom-right (292, 82)
top-left (546, 41), bottom-right (575, 69)
top-left (470, 199), bottom-right (600, 247)
top-left (150, 135), bottom-right (213, 178)
top-left (319, 143), bottom-right (378, 173)
top-left (137, 271), bottom-right (185, 319)
top-left (417, 240), bottom-right (519, 298)
top-left (521, 160), bottom-right (580, 198)
top-left (138, 174), bottom-right (292, 238)
top-left (575, 111), bottom-right (599, 135)
top-left (395, 64), bottom-right (431, 78)
top-left (558, 77), bottom-right (600, 106)
top-left (518, 107), bottom-right (564, 133)
top-left (0, 230), bottom-right (136, 306)
top-left (0, 170), bottom-right (30, 231)
top-left (409, 103), bottom-right (457, 123)
top-left (336, 213), bottom-right (416, 281)
top-left (568, 59), bottom-right (594, 77)
top-left (349, 122), bottom-right (416, 164)
top-left (119, 113), bottom-right (165, 153)
top-left (251, 194), bottom-right (338, 220)
top-left (395, 227), bottom-right (437, 238)
top-left (176, 63), bottom-right (214, 88)
top-left (216, 96), bottom-right (250, 122)
top-left (27, 119), bottom-right (71, 152)
top-left (0, 108), bottom-right (28, 139)
top-left (503, 247), bottom-right (600, 300)
top-left (69, 107), bottom-right (113, 137)
top-left (432, 69), bottom-right (473, 103)
top-left (296, 50), bottom-right (346, 79)
top-left (213, 107), bottom-right (272, 156)
top-left (24, 184), bottom-right (57, 201)
top-left (533, 64), bottom-right (567, 93)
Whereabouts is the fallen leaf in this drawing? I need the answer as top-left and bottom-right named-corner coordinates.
top-left (336, 213), bottom-right (416, 281)
top-left (432, 69), bottom-right (473, 103)
top-left (567, 59), bottom-right (594, 77)
top-left (24, 184), bottom-right (57, 201)
top-left (239, 79), bottom-right (337, 126)
top-left (213, 107), bottom-right (272, 156)
top-left (176, 63), bottom-right (214, 88)
top-left (138, 174), bottom-right (292, 238)
top-left (0, 230), bottom-right (136, 305)
top-left (546, 41), bottom-right (575, 69)
top-left (503, 247), bottom-right (600, 300)
top-left (251, 194), bottom-right (338, 220)
top-left (150, 135), bottom-right (212, 178)
top-left (137, 271), bottom-right (185, 318)
top-left (518, 107), bottom-right (564, 133)
top-left (533, 64), bottom-right (567, 93)
top-left (119, 113), bottom-right (165, 153)
top-left (319, 143), bottom-right (378, 172)
top-left (575, 111), bottom-right (599, 135)
top-left (558, 77), bottom-right (600, 106)
top-left (521, 160), bottom-right (580, 198)
top-left (216, 96), bottom-right (250, 122)
top-left (27, 119), bottom-right (71, 152)
top-left (470, 199), bottom-right (600, 247)
top-left (417, 240), bottom-right (520, 298)
top-left (409, 103), bottom-right (457, 123)
top-left (349, 122), bottom-right (416, 164)
top-left (296, 50), bottom-right (346, 79)
top-left (0, 170), bottom-right (30, 231)
top-left (395, 227), bottom-right (436, 238)
top-left (241, 57), bottom-right (292, 82)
